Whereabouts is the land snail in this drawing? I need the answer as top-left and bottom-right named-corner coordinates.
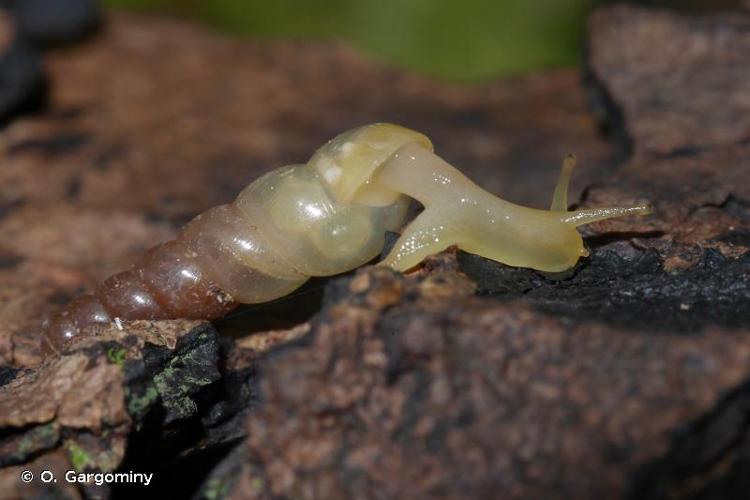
top-left (41, 123), bottom-right (651, 353)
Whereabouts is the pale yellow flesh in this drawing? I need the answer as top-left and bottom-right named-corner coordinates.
top-left (370, 143), bottom-right (651, 272)
top-left (193, 123), bottom-right (651, 305)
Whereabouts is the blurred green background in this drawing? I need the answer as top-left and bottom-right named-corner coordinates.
top-left (102, 0), bottom-right (744, 82)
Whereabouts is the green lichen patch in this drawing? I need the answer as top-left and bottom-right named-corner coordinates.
top-left (202, 476), bottom-right (234, 500)
top-left (125, 384), bottom-right (160, 423)
top-left (66, 440), bottom-right (93, 471)
top-left (65, 437), bottom-right (124, 473)
top-left (106, 346), bottom-right (128, 367)
top-left (0, 423), bottom-right (60, 466)
top-left (152, 331), bottom-right (221, 424)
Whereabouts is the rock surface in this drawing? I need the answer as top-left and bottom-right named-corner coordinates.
top-left (587, 5), bottom-right (750, 267)
top-left (211, 257), bottom-right (750, 500)
top-left (588, 5), bottom-right (750, 158)
top-left (212, 5), bottom-right (750, 500)
top-left (1, 5), bottom-right (749, 500)
top-left (0, 320), bottom-right (221, 497)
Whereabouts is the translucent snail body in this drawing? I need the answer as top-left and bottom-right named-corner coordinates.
top-left (42, 124), bottom-right (651, 352)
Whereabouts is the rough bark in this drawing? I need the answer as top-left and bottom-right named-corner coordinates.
top-left (1, 4), bottom-right (749, 500)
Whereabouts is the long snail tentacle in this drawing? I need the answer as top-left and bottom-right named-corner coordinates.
top-left (41, 123), bottom-right (651, 353)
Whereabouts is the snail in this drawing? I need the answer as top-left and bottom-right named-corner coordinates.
top-left (41, 123), bottom-right (651, 353)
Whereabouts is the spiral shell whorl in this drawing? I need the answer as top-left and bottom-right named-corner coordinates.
top-left (234, 164), bottom-right (408, 277)
top-left (42, 124), bottom-right (418, 353)
top-left (308, 123), bottom-right (432, 206)
top-left (42, 237), bottom-right (237, 353)
top-left (181, 203), bottom-right (308, 303)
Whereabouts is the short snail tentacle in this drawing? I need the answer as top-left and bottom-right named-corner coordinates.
top-left (550, 154), bottom-right (577, 212)
top-left (42, 123), bottom-right (651, 353)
